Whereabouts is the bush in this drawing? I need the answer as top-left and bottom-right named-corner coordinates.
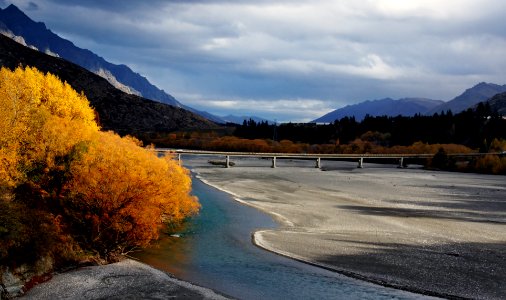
top-left (430, 147), bottom-right (450, 169)
top-left (472, 155), bottom-right (506, 174)
top-left (0, 200), bottom-right (83, 291)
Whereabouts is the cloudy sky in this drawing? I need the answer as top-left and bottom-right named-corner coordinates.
top-left (3, 0), bottom-right (506, 121)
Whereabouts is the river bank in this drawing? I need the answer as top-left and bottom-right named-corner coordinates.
top-left (21, 259), bottom-right (229, 299)
top-left (186, 156), bottom-right (506, 300)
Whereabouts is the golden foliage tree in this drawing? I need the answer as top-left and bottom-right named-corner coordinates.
top-left (0, 66), bottom-right (198, 267)
top-left (0, 66), bottom-right (97, 188)
top-left (63, 132), bottom-right (199, 257)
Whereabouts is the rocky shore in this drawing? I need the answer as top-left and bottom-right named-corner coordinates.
top-left (20, 259), bottom-right (229, 299)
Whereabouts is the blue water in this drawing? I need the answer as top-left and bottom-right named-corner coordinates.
top-left (136, 175), bottom-right (426, 299)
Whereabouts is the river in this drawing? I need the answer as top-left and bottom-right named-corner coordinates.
top-left (135, 174), bottom-right (429, 299)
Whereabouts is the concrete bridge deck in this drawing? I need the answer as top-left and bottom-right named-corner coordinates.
top-left (156, 149), bottom-right (498, 169)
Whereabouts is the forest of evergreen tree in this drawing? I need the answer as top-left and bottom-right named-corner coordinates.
top-left (234, 103), bottom-right (505, 151)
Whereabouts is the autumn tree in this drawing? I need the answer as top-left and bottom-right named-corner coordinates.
top-left (0, 66), bottom-right (97, 190)
top-left (62, 132), bottom-right (199, 258)
top-left (0, 66), bottom-right (199, 272)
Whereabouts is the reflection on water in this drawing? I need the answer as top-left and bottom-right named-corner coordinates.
top-left (135, 175), bottom-right (427, 300)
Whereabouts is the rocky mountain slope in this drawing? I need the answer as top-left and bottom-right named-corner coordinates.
top-left (0, 5), bottom-right (179, 104)
top-left (0, 4), bottom-right (226, 123)
top-left (0, 34), bottom-right (216, 134)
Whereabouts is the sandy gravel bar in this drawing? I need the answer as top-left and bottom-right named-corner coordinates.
top-left (22, 259), bottom-right (229, 299)
top-left (187, 156), bottom-right (506, 300)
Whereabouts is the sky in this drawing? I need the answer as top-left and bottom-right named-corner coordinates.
top-left (3, 0), bottom-right (506, 122)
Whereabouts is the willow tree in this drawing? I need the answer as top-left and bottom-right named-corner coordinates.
top-left (0, 66), bottom-right (199, 265)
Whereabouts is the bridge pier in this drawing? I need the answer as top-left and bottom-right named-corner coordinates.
top-left (226, 155), bottom-right (230, 168)
top-left (271, 156), bottom-right (277, 168)
top-left (315, 157), bottom-right (321, 169)
top-left (357, 157), bottom-right (364, 168)
top-left (398, 157), bottom-right (404, 168)
top-left (177, 153), bottom-right (181, 165)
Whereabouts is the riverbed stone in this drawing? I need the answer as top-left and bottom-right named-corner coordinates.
top-left (2, 269), bottom-right (24, 297)
top-left (21, 259), bottom-right (229, 299)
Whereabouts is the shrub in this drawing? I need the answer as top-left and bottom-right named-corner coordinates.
top-left (472, 155), bottom-right (506, 174)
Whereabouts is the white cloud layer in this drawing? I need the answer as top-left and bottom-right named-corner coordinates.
top-left (5, 0), bottom-right (506, 120)
top-left (180, 94), bottom-right (335, 122)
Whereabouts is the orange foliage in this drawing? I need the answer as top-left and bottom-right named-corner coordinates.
top-left (155, 131), bottom-right (476, 156)
top-left (64, 132), bottom-right (199, 255)
top-left (207, 136), bottom-right (273, 152)
top-left (0, 66), bottom-right (198, 264)
top-left (472, 155), bottom-right (506, 174)
top-left (0, 66), bottom-right (97, 186)
top-left (489, 138), bottom-right (506, 152)
top-left (388, 142), bottom-right (473, 155)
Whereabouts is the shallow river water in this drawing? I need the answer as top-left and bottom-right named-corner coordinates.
top-left (135, 174), bottom-right (429, 299)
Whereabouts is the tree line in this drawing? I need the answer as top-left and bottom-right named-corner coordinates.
top-left (234, 103), bottom-right (506, 150)
top-left (147, 102), bottom-right (506, 174)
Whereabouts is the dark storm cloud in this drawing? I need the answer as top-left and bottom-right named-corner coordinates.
top-left (5, 0), bottom-right (506, 121)
top-left (44, 0), bottom-right (167, 12)
top-left (26, 1), bottom-right (37, 10)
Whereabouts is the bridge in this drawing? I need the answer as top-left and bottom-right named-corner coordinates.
top-left (156, 149), bottom-right (496, 169)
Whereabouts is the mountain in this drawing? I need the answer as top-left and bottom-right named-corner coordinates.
top-left (483, 92), bottom-right (506, 115)
top-left (191, 109), bottom-right (227, 124)
top-left (0, 4), bottom-right (181, 106)
top-left (427, 82), bottom-right (506, 115)
top-left (0, 34), bottom-right (216, 134)
top-left (0, 4), bottom-right (226, 123)
top-left (0, 4), bottom-right (180, 104)
top-left (312, 98), bottom-right (443, 123)
top-left (222, 115), bottom-right (275, 125)
top-left (0, 19), bottom-right (37, 50)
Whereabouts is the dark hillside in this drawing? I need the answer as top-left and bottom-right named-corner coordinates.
top-left (428, 82), bottom-right (506, 115)
top-left (0, 4), bottom-right (180, 106)
top-left (0, 34), bottom-right (216, 135)
top-left (485, 92), bottom-right (506, 115)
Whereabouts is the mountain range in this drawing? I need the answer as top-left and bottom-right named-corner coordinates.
top-left (0, 4), bottom-right (229, 123)
top-left (313, 98), bottom-right (444, 123)
top-left (313, 83), bottom-right (506, 123)
top-left (0, 33), bottom-right (215, 134)
top-left (0, 5), bottom-right (177, 102)
top-left (426, 82), bottom-right (506, 115)
top-left (1, 4), bottom-right (505, 128)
